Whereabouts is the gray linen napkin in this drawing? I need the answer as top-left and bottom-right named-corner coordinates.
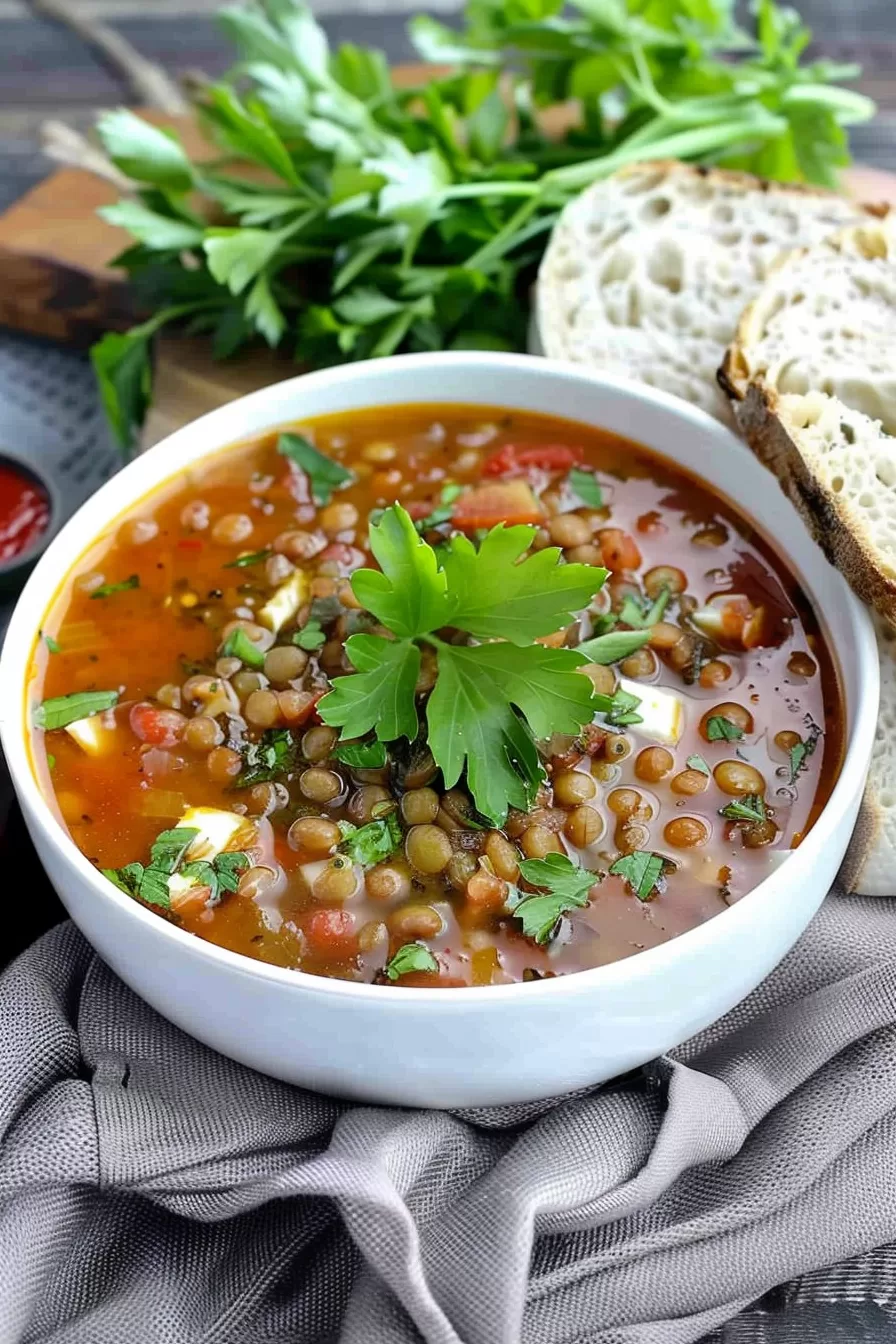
top-left (2, 893), bottom-right (896, 1344)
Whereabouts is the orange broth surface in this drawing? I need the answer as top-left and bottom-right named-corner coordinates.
top-left (28, 404), bottom-right (843, 987)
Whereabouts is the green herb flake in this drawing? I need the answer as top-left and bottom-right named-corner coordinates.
top-left (293, 618), bottom-right (326, 651)
top-left (90, 574), bottom-right (140, 600)
top-left (223, 548), bottom-right (272, 569)
top-left (414, 482), bottom-right (464, 533)
top-left (220, 627), bottom-right (265, 669)
top-left (618, 587), bottom-right (671, 630)
top-left (593, 684), bottom-right (643, 728)
top-left (46, 754), bottom-right (56, 771)
top-left (385, 942), bottom-right (439, 981)
top-left (705, 715), bottom-right (745, 742)
top-left (278, 432), bottom-right (355, 504)
top-left (686, 754), bottom-right (711, 776)
top-left (511, 853), bottom-right (597, 944)
top-left (567, 467), bottom-right (603, 509)
top-left (610, 851), bottom-right (665, 902)
top-left (34, 689), bottom-right (119, 731)
top-left (233, 727), bottom-right (297, 788)
top-left (41, 632), bottom-right (61, 654)
top-left (333, 739), bottom-right (388, 768)
top-left (576, 629), bottom-right (650, 665)
top-left (789, 726), bottom-right (821, 784)
top-left (720, 794), bottom-right (767, 824)
top-left (339, 811), bottom-right (402, 867)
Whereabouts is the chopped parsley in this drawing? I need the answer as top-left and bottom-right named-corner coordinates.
top-left (34, 689), bottom-right (119, 730)
top-left (576, 628), bottom-right (650, 665)
top-left (293, 619), bottom-right (326, 651)
top-left (510, 853), bottom-right (597, 944)
top-left (318, 504), bottom-right (606, 825)
top-left (789, 725), bottom-right (820, 784)
top-left (90, 574), bottom-right (139, 599)
top-left (220, 627), bottom-right (265, 669)
top-left (179, 851), bottom-right (251, 905)
top-left (103, 825), bottom-right (249, 910)
top-left (223, 548), bottom-right (272, 569)
top-left (567, 467), bottom-right (603, 509)
top-left (594, 684), bottom-right (643, 727)
top-left (278, 432), bottom-right (355, 505)
top-left (610, 850), bottom-right (665, 902)
top-left (233, 728), bottom-right (297, 788)
top-left (385, 942), bottom-right (439, 980)
top-left (338, 812), bottom-right (402, 867)
top-left (617, 586), bottom-right (671, 629)
top-left (705, 714), bottom-right (744, 742)
top-left (46, 754), bottom-right (56, 771)
top-left (720, 794), bottom-right (767, 823)
top-left (687, 754), bottom-right (710, 775)
top-left (333, 740), bottom-right (388, 768)
top-left (41, 631), bottom-right (60, 654)
top-left (414, 482), bottom-right (464, 532)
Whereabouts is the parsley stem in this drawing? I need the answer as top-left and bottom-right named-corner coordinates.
top-left (442, 182), bottom-right (541, 200)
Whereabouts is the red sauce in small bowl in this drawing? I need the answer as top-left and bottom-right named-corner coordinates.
top-left (0, 463), bottom-right (50, 564)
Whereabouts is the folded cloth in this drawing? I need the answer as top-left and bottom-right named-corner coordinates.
top-left (2, 894), bottom-right (896, 1344)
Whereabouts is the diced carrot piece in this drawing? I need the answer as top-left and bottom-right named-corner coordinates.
top-left (597, 528), bottom-right (642, 571)
top-left (452, 480), bottom-right (543, 531)
top-left (305, 908), bottom-right (357, 954)
top-left (483, 443), bottom-right (583, 477)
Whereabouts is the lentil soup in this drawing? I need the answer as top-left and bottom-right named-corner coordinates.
top-left (29, 405), bottom-right (842, 987)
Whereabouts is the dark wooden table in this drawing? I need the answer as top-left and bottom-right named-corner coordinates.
top-left (0, 0), bottom-right (894, 213)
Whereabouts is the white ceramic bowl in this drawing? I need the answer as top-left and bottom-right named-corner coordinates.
top-left (0, 353), bottom-right (879, 1107)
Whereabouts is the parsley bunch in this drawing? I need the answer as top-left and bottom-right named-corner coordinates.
top-left (318, 504), bottom-right (607, 824)
top-left (89, 0), bottom-right (873, 450)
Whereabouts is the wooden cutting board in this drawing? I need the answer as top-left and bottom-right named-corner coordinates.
top-left (1, 68), bottom-right (895, 448)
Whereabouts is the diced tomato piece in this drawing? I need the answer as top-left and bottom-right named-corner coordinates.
top-left (129, 702), bottom-right (184, 748)
top-left (452, 480), bottom-right (543, 531)
top-left (483, 443), bottom-right (583, 477)
top-left (305, 908), bottom-right (357, 954)
top-left (177, 537), bottom-right (203, 552)
top-left (405, 500), bottom-right (432, 522)
top-left (597, 528), bottom-right (642, 571)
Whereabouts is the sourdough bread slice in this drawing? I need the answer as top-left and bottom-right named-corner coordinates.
top-left (534, 161), bottom-right (872, 422)
top-left (721, 228), bottom-right (896, 896)
top-left (735, 384), bottom-right (896, 625)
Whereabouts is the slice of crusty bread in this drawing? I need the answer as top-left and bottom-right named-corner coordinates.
top-left (534, 161), bottom-right (873, 422)
top-left (721, 226), bottom-right (896, 896)
top-left (734, 384), bottom-right (896, 626)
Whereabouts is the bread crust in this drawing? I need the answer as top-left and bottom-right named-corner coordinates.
top-left (734, 383), bottom-right (896, 626)
top-left (837, 787), bottom-right (881, 894)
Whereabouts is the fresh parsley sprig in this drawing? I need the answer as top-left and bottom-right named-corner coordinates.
top-left (318, 503), bottom-right (607, 824)
top-left (88, 0), bottom-right (873, 451)
top-left (508, 853), bottom-right (598, 945)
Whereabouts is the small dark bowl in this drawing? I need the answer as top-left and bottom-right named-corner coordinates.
top-left (0, 449), bottom-right (61, 596)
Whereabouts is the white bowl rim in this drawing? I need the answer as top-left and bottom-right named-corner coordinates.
top-left (0, 351), bottom-right (879, 1005)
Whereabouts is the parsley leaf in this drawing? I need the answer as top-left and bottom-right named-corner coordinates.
top-left (576, 629), bottom-right (651, 665)
top-left (385, 942), bottom-right (439, 980)
top-left (618, 587), bottom-right (671, 629)
top-left (41, 631), bottom-right (60, 654)
top-left (720, 794), bottom-right (767, 823)
top-left (339, 812), bottom-right (401, 867)
top-left (149, 827), bottom-right (199, 871)
top-left (220, 627), bottom-right (265, 669)
top-left (180, 851), bottom-right (251, 904)
top-left (34, 690), bottom-right (119, 730)
top-left (333, 740), bottom-right (388, 768)
top-left (90, 574), bottom-right (139, 600)
top-left (594, 685), bottom-right (643, 727)
top-left (97, 110), bottom-right (194, 192)
top-left (439, 526), bottom-right (607, 645)
top-left (427, 642), bottom-right (595, 825)
top-left (293, 619), bottom-right (326, 651)
top-left (278, 432), bottom-right (355, 504)
top-left (352, 504), bottom-right (451, 639)
top-left (610, 851), bottom-right (665, 902)
top-left (705, 715), bottom-right (745, 742)
top-left (322, 634), bottom-right (420, 743)
top-left (102, 861), bottom-right (145, 899)
top-left (568, 467), bottom-right (603, 509)
top-left (223, 548), bottom-right (272, 569)
top-left (512, 854), bottom-right (597, 944)
top-left (687, 754), bottom-right (711, 775)
top-left (233, 728), bottom-right (297, 787)
top-left (414, 483), bottom-right (464, 532)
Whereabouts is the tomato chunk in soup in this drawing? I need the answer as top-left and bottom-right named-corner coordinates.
top-left (30, 405), bottom-right (842, 987)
